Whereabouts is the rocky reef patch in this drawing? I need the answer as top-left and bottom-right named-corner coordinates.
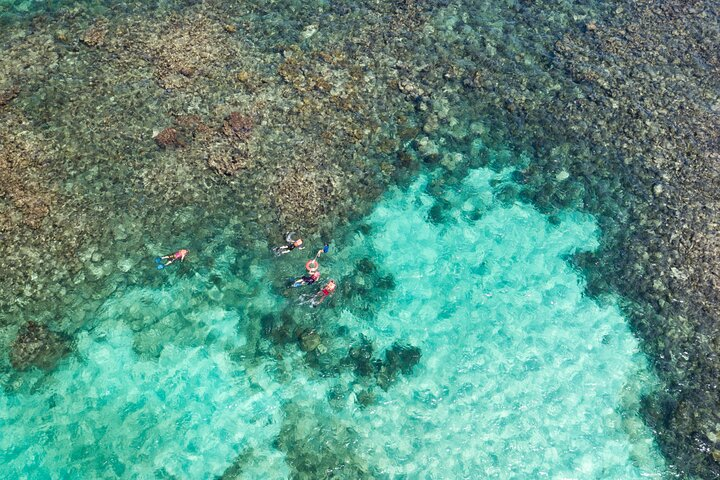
top-left (9, 321), bottom-right (71, 371)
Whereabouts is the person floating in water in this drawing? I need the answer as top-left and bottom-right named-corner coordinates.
top-left (303, 279), bottom-right (336, 307)
top-left (272, 232), bottom-right (304, 256)
top-left (160, 249), bottom-right (189, 266)
top-left (315, 243), bottom-right (330, 259)
top-left (291, 269), bottom-right (320, 288)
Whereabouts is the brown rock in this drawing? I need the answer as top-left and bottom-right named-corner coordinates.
top-left (154, 128), bottom-right (183, 148)
top-left (222, 112), bottom-right (253, 141)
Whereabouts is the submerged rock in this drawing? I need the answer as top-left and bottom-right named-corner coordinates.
top-left (298, 329), bottom-right (321, 352)
top-left (222, 112), bottom-right (253, 142)
top-left (347, 336), bottom-right (375, 377)
top-left (154, 128), bottom-right (183, 149)
top-left (385, 342), bottom-right (422, 375)
top-left (10, 321), bottom-right (71, 371)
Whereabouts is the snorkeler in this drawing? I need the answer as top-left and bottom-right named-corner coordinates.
top-left (159, 249), bottom-right (189, 266)
top-left (291, 269), bottom-right (321, 288)
top-left (272, 232), bottom-right (304, 256)
top-left (315, 243), bottom-right (330, 259)
top-left (305, 279), bottom-right (336, 307)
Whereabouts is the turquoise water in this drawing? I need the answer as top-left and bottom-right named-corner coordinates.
top-left (0, 163), bottom-right (667, 477)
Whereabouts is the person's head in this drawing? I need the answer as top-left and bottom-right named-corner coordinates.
top-left (294, 239), bottom-right (304, 248)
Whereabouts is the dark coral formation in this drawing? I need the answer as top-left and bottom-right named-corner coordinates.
top-left (297, 328), bottom-right (321, 353)
top-left (260, 311), bottom-right (297, 348)
top-left (379, 342), bottom-right (422, 389)
top-left (348, 337), bottom-right (422, 392)
top-left (9, 321), bottom-right (71, 371)
top-left (275, 403), bottom-right (376, 479)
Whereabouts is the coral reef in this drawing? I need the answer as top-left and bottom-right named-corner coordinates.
top-left (0, 0), bottom-right (719, 475)
top-left (9, 321), bottom-right (71, 371)
top-left (550, 3), bottom-right (720, 475)
top-left (372, 1), bottom-right (720, 474)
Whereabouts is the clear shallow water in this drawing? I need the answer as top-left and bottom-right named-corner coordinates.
top-left (0, 162), bottom-right (667, 477)
top-left (332, 169), bottom-right (666, 478)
